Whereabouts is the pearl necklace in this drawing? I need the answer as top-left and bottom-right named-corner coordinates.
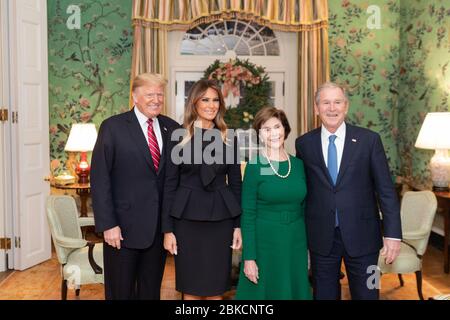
top-left (263, 149), bottom-right (291, 179)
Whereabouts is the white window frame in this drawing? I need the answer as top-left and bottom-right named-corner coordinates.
top-left (180, 19), bottom-right (281, 57)
top-left (167, 23), bottom-right (298, 153)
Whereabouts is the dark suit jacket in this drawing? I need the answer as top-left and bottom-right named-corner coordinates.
top-left (161, 128), bottom-right (242, 233)
top-left (295, 123), bottom-right (402, 257)
top-left (91, 109), bottom-right (180, 249)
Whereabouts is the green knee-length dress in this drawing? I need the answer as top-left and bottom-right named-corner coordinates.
top-left (235, 155), bottom-right (312, 300)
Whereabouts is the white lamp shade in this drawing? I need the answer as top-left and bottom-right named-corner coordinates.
top-left (65, 123), bottom-right (98, 152)
top-left (415, 112), bottom-right (450, 150)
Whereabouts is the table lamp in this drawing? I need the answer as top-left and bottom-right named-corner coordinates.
top-left (415, 112), bottom-right (450, 191)
top-left (64, 123), bottom-right (98, 184)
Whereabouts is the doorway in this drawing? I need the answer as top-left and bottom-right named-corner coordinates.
top-left (168, 20), bottom-right (297, 152)
top-left (174, 71), bottom-right (285, 124)
top-left (0, 0), bottom-right (51, 271)
top-left (0, 0), bottom-right (11, 272)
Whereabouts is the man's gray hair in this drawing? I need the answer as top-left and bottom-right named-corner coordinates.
top-left (314, 82), bottom-right (349, 105)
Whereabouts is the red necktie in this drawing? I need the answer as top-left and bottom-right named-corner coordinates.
top-left (147, 118), bottom-right (160, 171)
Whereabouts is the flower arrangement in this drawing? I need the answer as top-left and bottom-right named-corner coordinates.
top-left (203, 58), bottom-right (271, 129)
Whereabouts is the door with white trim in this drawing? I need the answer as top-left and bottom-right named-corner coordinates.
top-left (10, 0), bottom-right (51, 270)
top-left (0, 0), bottom-right (8, 271)
top-left (266, 72), bottom-right (285, 110)
top-left (174, 71), bottom-right (285, 123)
top-left (174, 71), bottom-right (203, 123)
top-left (167, 20), bottom-right (297, 152)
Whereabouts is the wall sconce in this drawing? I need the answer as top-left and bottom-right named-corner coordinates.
top-left (415, 112), bottom-right (450, 191)
top-left (64, 123), bottom-right (98, 184)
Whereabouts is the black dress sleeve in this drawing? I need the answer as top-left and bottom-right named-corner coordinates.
top-left (227, 136), bottom-right (242, 228)
top-left (161, 130), bottom-right (181, 233)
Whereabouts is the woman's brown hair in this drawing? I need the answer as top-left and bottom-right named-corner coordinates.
top-left (252, 106), bottom-right (291, 140)
top-left (181, 79), bottom-right (228, 144)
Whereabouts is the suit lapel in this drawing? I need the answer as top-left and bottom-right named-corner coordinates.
top-left (126, 109), bottom-right (156, 174)
top-left (156, 116), bottom-right (169, 175)
top-left (311, 128), bottom-right (335, 187)
top-left (336, 123), bottom-right (358, 186)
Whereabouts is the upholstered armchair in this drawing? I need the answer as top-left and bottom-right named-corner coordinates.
top-left (46, 195), bottom-right (103, 299)
top-left (378, 191), bottom-right (437, 300)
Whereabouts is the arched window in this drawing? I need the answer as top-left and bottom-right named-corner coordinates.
top-left (169, 18), bottom-right (297, 145)
top-left (180, 19), bottom-right (280, 56)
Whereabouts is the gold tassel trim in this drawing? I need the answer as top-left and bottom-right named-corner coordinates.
top-left (132, 12), bottom-right (328, 32)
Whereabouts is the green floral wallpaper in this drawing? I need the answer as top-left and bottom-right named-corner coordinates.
top-left (47, 0), bottom-right (132, 174)
top-left (398, 0), bottom-right (450, 187)
top-left (328, 0), bottom-right (401, 175)
top-left (46, 0), bottom-right (449, 186)
top-left (329, 0), bottom-right (450, 186)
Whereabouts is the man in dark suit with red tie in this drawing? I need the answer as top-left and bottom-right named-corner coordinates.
top-left (91, 73), bottom-right (180, 299)
top-left (296, 82), bottom-right (402, 300)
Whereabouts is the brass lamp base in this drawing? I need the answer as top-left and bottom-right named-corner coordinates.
top-left (65, 151), bottom-right (79, 181)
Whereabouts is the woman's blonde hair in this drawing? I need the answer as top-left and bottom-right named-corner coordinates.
top-left (181, 79), bottom-right (228, 145)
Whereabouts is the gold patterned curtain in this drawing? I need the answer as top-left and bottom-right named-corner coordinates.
top-left (132, 0), bottom-right (328, 31)
top-left (131, 0), bottom-right (329, 132)
top-left (130, 25), bottom-right (168, 112)
top-left (298, 26), bottom-right (329, 134)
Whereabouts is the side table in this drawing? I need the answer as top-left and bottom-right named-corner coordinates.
top-left (49, 180), bottom-right (91, 217)
top-left (407, 182), bottom-right (450, 274)
top-left (433, 191), bottom-right (450, 274)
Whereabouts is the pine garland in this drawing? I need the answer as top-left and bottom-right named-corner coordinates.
top-left (203, 58), bottom-right (271, 129)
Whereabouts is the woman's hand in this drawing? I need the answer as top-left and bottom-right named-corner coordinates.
top-left (244, 260), bottom-right (259, 284)
top-left (231, 228), bottom-right (242, 250)
top-left (164, 232), bottom-right (178, 255)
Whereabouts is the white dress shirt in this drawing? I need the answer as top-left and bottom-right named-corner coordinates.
top-left (134, 107), bottom-right (163, 152)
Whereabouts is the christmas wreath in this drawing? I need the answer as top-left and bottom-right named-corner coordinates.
top-left (203, 58), bottom-right (271, 129)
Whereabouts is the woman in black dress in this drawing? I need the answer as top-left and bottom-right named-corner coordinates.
top-left (161, 79), bottom-right (242, 300)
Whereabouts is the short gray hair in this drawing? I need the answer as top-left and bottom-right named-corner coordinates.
top-left (314, 82), bottom-right (349, 105)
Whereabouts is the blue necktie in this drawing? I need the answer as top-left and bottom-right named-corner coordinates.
top-left (328, 135), bottom-right (339, 227)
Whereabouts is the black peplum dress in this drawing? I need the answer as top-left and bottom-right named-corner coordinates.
top-left (161, 127), bottom-right (242, 296)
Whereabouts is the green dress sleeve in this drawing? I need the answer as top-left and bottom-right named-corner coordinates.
top-left (241, 162), bottom-right (259, 261)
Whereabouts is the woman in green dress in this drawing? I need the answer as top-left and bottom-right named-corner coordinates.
top-left (235, 107), bottom-right (312, 300)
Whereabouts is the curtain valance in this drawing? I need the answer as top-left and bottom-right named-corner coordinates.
top-left (131, 0), bottom-right (329, 133)
top-left (132, 0), bottom-right (328, 32)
